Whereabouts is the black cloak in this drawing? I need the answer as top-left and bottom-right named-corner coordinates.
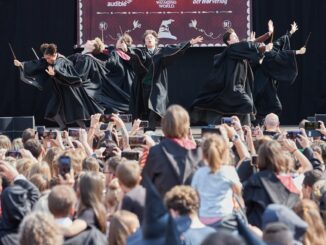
top-left (191, 41), bottom-right (262, 125)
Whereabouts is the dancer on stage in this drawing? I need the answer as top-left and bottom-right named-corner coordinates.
top-left (69, 38), bottom-right (130, 113)
top-left (253, 21), bottom-right (306, 123)
top-left (14, 43), bottom-right (104, 129)
top-left (132, 30), bottom-right (203, 130)
top-left (191, 28), bottom-right (273, 125)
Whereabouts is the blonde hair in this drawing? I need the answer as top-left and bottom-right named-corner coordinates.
top-left (162, 105), bottom-right (190, 139)
top-left (28, 161), bottom-right (52, 180)
top-left (109, 210), bottom-right (140, 245)
top-left (43, 147), bottom-right (63, 177)
top-left (19, 212), bottom-right (63, 245)
top-left (16, 158), bottom-right (34, 177)
top-left (93, 37), bottom-right (105, 54)
top-left (293, 199), bottom-right (326, 245)
top-left (0, 135), bottom-right (11, 150)
top-left (202, 134), bottom-right (228, 173)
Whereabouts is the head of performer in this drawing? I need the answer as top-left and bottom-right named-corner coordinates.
top-left (223, 28), bottom-right (239, 46)
top-left (143, 30), bottom-right (159, 49)
top-left (116, 33), bottom-right (133, 52)
top-left (40, 43), bottom-right (57, 64)
top-left (84, 38), bottom-right (105, 55)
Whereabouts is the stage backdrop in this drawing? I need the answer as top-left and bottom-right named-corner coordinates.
top-left (77, 0), bottom-right (251, 46)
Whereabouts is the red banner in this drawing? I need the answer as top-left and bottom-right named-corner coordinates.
top-left (77, 0), bottom-right (251, 47)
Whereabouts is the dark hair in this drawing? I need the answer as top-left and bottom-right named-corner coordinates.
top-left (143, 30), bottom-right (159, 44)
top-left (263, 222), bottom-right (293, 245)
top-left (78, 172), bottom-right (107, 233)
top-left (40, 43), bottom-right (57, 56)
top-left (164, 185), bottom-right (199, 215)
top-left (303, 170), bottom-right (323, 187)
top-left (202, 231), bottom-right (245, 245)
top-left (223, 28), bottom-right (235, 45)
top-left (257, 140), bottom-right (288, 173)
top-left (22, 128), bottom-right (35, 145)
top-left (24, 139), bottom-right (43, 159)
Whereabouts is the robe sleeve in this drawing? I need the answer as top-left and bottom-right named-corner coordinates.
top-left (228, 41), bottom-right (263, 64)
top-left (162, 41), bottom-right (192, 66)
top-left (53, 57), bottom-right (83, 86)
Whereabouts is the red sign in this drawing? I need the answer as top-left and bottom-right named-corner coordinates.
top-left (77, 0), bottom-right (251, 47)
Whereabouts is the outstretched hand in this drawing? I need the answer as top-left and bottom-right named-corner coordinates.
top-left (14, 59), bottom-right (23, 67)
top-left (290, 21), bottom-right (298, 35)
top-left (190, 36), bottom-right (203, 45)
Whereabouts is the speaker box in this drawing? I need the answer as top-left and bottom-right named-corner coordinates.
top-left (0, 116), bottom-right (35, 139)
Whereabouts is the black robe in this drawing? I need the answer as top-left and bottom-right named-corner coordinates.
top-left (191, 41), bottom-right (262, 125)
top-left (132, 42), bottom-right (192, 119)
top-left (69, 53), bottom-right (129, 113)
top-left (23, 55), bottom-right (104, 124)
top-left (253, 33), bottom-right (298, 118)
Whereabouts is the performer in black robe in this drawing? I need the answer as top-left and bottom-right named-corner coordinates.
top-left (253, 21), bottom-right (306, 123)
top-left (14, 43), bottom-right (104, 129)
top-left (132, 30), bottom-right (203, 129)
top-left (69, 38), bottom-right (130, 113)
top-left (191, 29), bottom-right (271, 125)
top-left (105, 34), bottom-right (148, 115)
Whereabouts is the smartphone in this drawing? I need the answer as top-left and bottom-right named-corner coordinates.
top-left (201, 127), bottom-right (221, 136)
top-left (286, 130), bottom-right (302, 140)
top-left (43, 130), bottom-right (57, 139)
top-left (251, 155), bottom-right (258, 166)
top-left (139, 120), bottom-right (149, 128)
top-left (263, 131), bottom-right (277, 137)
top-left (58, 156), bottom-right (71, 177)
top-left (129, 136), bottom-right (145, 145)
top-left (36, 126), bottom-right (46, 139)
top-left (221, 117), bottom-right (232, 126)
top-left (100, 123), bottom-right (109, 130)
top-left (304, 121), bottom-right (321, 130)
top-left (104, 130), bottom-right (112, 141)
top-left (5, 150), bottom-right (22, 159)
top-left (119, 114), bottom-right (132, 123)
top-left (68, 128), bottom-right (79, 138)
top-left (100, 114), bottom-right (114, 123)
top-left (121, 151), bottom-right (140, 161)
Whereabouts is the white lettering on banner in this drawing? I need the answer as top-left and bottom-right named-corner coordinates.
top-left (156, 0), bottom-right (177, 8)
top-left (107, 0), bottom-right (133, 7)
top-left (193, 0), bottom-right (228, 4)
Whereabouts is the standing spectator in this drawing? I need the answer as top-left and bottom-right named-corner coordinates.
top-left (142, 105), bottom-right (203, 197)
top-left (116, 160), bottom-right (146, 223)
top-left (164, 185), bottom-right (215, 244)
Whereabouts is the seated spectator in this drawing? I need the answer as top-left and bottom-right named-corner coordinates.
top-left (19, 212), bottom-right (63, 245)
top-left (191, 134), bottom-right (242, 228)
top-left (0, 160), bottom-right (40, 245)
top-left (108, 210), bottom-right (139, 245)
top-left (142, 105), bottom-right (203, 198)
top-left (116, 160), bottom-right (146, 223)
top-left (263, 222), bottom-right (294, 245)
top-left (244, 140), bottom-right (301, 228)
top-left (164, 185), bottom-right (215, 244)
top-left (293, 199), bottom-right (326, 245)
top-left (48, 185), bottom-right (77, 228)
